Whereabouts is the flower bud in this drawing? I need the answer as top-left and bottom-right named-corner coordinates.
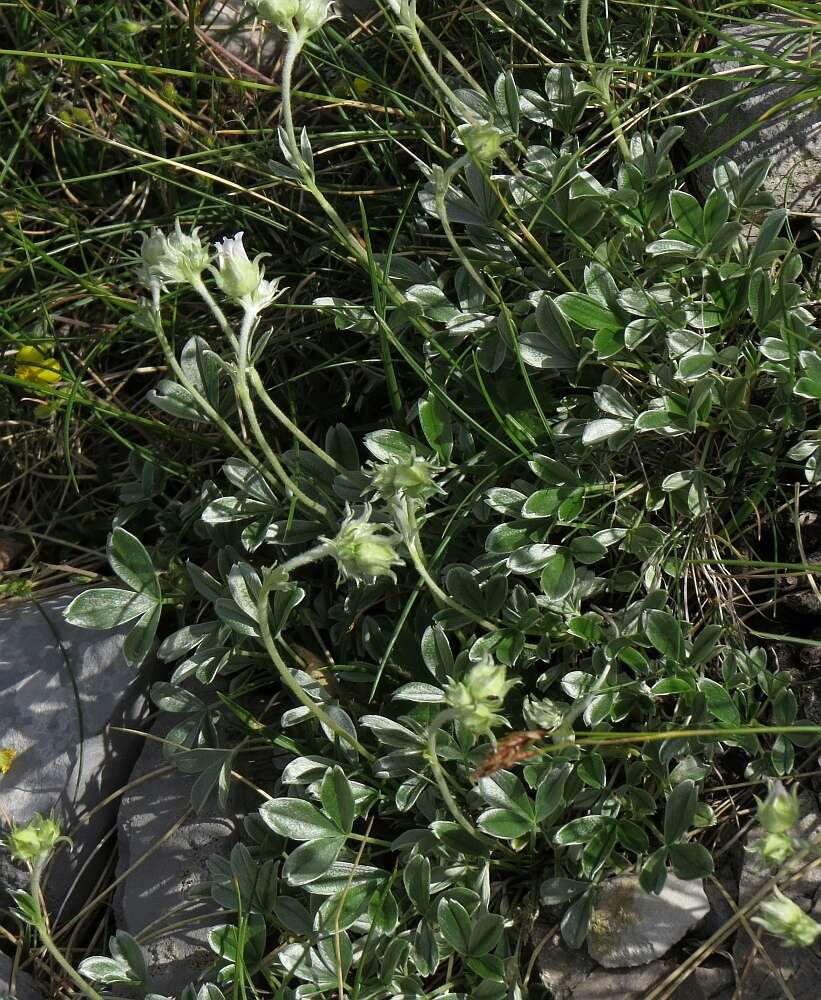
top-left (211, 232), bottom-right (283, 312)
top-left (322, 504), bottom-right (403, 584)
top-left (445, 657), bottom-right (517, 734)
top-left (752, 889), bottom-right (821, 948)
top-left (522, 695), bottom-right (566, 732)
top-left (248, 0), bottom-right (336, 35)
top-left (138, 221), bottom-right (210, 288)
top-left (5, 814), bottom-right (63, 863)
top-left (457, 123), bottom-right (506, 164)
top-left (367, 453), bottom-right (443, 506)
top-left (756, 832), bottom-right (795, 866)
top-left (756, 780), bottom-right (800, 835)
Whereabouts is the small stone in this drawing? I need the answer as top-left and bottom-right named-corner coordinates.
top-left (685, 15), bottom-right (821, 222)
top-left (204, 0), bottom-right (278, 69)
top-left (587, 874), bottom-right (710, 968)
top-left (534, 926), bottom-right (597, 1000)
top-left (0, 592), bottom-right (148, 919)
top-left (572, 960), bottom-right (678, 1000)
top-left (0, 953), bottom-right (46, 1000)
top-left (114, 716), bottom-right (238, 997)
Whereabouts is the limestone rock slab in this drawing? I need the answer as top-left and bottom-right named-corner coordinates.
top-left (587, 874), bottom-right (709, 968)
top-left (114, 716), bottom-right (238, 997)
top-left (685, 16), bottom-right (821, 221)
top-left (0, 592), bottom-right (148, 919)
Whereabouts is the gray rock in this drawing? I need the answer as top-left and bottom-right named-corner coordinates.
top-left (587, 874), bottom-right (710, 968)
top-left (686, 16), bottom-right (821, 221)
top-left (534, 926), bottom-right (597, 999)
top-left (0, 954), bottom-right (45, 1000)
top-left (114, 716), bottom-right (238, 997)
top-left (571, 960), bottom-right (678, 1000)
top-left (204, 1), bottom-right (278, 71)
top-left (0, 592), bottom-right (148, 920)
top-left (732, 791), bottom-right (821, 999)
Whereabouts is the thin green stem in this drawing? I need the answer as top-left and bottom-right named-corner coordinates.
top-left (191, 277), bottom-right (237, 349)
top-left (248, 367), bottom-right (344, 473)
top-left (257, 567), bottom-right (374, 760)
top-left (235, 309), bottom-right (331, 522)
top-left (426, 710), bottom-right (481, 838)
top-left (30, 862), bottom-right (105, 1000)
top-left (150, 295), bottom-right (281, 494)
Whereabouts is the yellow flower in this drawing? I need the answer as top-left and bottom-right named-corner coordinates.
top-left (353, 77), bottom-right (373, 99)
top-left (15, 346), bottom-right (62, 385)
top-left (0, 747), bottom-right (16, 774)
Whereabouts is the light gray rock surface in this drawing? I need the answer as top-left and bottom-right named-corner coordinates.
top-left (733, 791), bottom-right (821, 999)
top-left (204, 1), bottom-right (278, 71)
top-left (686, 16), bottom-right (821, 221)
top-left (114, 716), bottom-right (238, 997)
top-left (586, 874), bottom-right (710, 968)
top-left (0, 592), bottom-right (148, 919)
top-left (0, 953), bottom-right (44, 1000)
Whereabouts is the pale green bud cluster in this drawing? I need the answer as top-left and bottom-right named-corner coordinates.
top-left (248, 0), bottom-right (336, 36)
top-left (522, 694), bottom-right (566, 732)
top-left (756, 781), bottom-right (800, 834)
top-left (367, 453), bottom-right (443, 507)
top-left (445, 657), bottom-right (517, 734)
top-left (5, 814), bottom-right (63, 863)
top-left (754, 781), bottom-right (800, 865)
top-left (752, 888), bottom-right (821, 948)
top-left (138, 220), bottom-right (210, 289)
top-left (211, 233), bottom-right (284, 312)
top-left (456, 122), bottom-right (506, 165)
top-left (323, 504), bottom-right (404, 584)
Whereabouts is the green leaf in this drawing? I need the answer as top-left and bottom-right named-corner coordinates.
top-left (282, 837), bottom-right (346, 886)
top-left (540, 551), bottom-right (576, 601)
top-left (438, 897), bottom-right (472, 954)
top-left (639, 848), bottom-right (669, 894)
top-left (577, 752), bottom-right (606, 789)
top-left (669, 842), bottom-right (714, 879)
top-left (403, 854), bottom-right (430, 915)
top-left (478, 770), bottom-right (534, 818)
top-left (108, 527), bottom-right (160, 600)
top-left (122, 603), bottom-right (161, 666)
top-left (65, 588), bottom-right (156, 629)
top-left (477, 808), bottom-right (534, 839)
top-left (419, 393), bottom-right (453, 462)
top-left (320, 766), bottom-right (355, 834)
top-left (364, 428), bottom-right (428, 462)
top-left (520, 297), bottom-right (579, 371)
top-left (556, 292), bottom-right (622, 331)
top-left (540, 878), bottom-right (587, 905)
top-left (645, 610), bottom-right (684, 662)
top-left (560, 892), bottom-right (593, 948)
top-left (554, 815), bottom-right (610, 846)
top-left (698, 677), bottom-right (741, 725)
top-left (650, 676), bottom-right (696, 696)
top-left (535, 763), bottom-right (570, 822)
top-left (582, 418), bottom-right (630, 446)
top-left (77, 957), bottom-right (138, 986)
top-left (664, 779), bottom-right (697, 845)
top-left (468, 911), bottom-right (504, 957)
top-left (368, 888), bottom-right (399, 934)
top-left (260, 798), bottom-right (343, 841)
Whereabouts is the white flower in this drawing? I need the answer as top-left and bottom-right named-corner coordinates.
top-left (321, 504), bottom-right (403, 584)
top-left (445, 657), bottom-right (517, 734)
top-left (248, 0), bottom-right (337, 35)
top-left (211, 232), bottom-right (284, 312)
top-left (753, 889), bottom-right (821, 948)
top-left (138, 220), bottom-right (210, 288)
